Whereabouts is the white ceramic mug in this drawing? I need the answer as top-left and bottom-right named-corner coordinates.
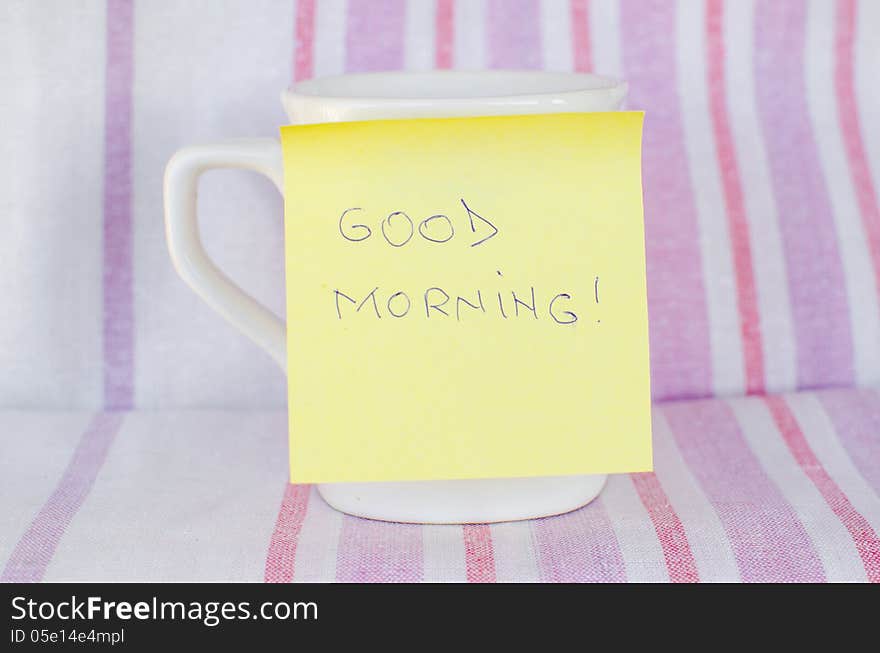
top-left (164, 71), bottom-right (627, 524)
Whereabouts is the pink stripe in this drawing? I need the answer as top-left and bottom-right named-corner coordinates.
top-left (533, 498), bottom-right (627, 582)
top-left (336, 516), bottom-right (423, 582)
top-left (462, 524), bottom-right (496, 583)
top-left (630, 473), bottom-right (700, 583)
top-left (570, 0), bottom-right (592, 72)
top-left (293, 0), bottom-right (315, 82)
top-left (836, 0), bottom-right (880, 297)
top-left (754, 0), bottom-right (854, 389)
top-left (487, 0), bottom-right (542, 69)
top-left (435, 0), bottom-right (454, 69)
top-left (621, 0), bottom-right (712, 401)
top-left (817, 389), bottom-right (880, 496)
top-left (266, 1), bottom-right (412, 585)
top-left (765, 395), bottom-right (880, 583)
top-left (103, 0), bottom-right (135, 410)
top-left (263, 2), bottom-right (317, 583)
top-left (346, 0), bottom-right (407, 72)
top-left (706, 0), bottom-right (764, 395)
top-left (264, 484), bottom-right (311, 583)
top-left (1, 414), bottom-right (124, 582)
top-left (663, 401), bottom-right (825, 582)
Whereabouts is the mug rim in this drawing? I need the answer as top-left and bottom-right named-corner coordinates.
top-left (285, 69), bottom-right (625, 103)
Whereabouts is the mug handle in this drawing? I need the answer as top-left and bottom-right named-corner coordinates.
top-left (163, 138), bottom-right (287, 371)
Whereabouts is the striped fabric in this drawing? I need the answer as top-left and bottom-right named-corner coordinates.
top-left (2, 1), bottom-right (879, 581)
top-left (1, 390), bottom-right (878, 582)
top-left (2, 0), bottom-right (878, 408)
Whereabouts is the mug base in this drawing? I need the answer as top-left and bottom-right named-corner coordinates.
top-left (315, 474), bottom-right (608, 524)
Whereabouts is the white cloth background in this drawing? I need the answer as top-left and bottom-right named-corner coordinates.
top-left (3, 0), bottom-right (880, 410)
top-left (3, 0), bottom-right (294, 409)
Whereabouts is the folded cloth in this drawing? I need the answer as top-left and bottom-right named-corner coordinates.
top-left (2, 388), bottom-right (878, 582)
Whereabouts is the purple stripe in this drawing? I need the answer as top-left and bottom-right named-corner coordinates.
top-left (487, 0), bottom-right (542, 69)
top-left (754, 0), bottom-right (854, 389)
top-left (336, 3), bottom-right (420, 584)
top-left (103, 0), bottom-right (135, 409)
top-left (620, 0), bottom-right (712, 401)
top-left (532, 498), bottom-right (627, 582)
top-left (345, 0), bottom-right (407, 72)
top-left (335, 516), bottom-right (423, 582)
top-left (1, 414), bottom-right (124, 582)
top-left (663, 400), bottom-right (825, 582)
top-left (817, 389), bottom-right (880, 495)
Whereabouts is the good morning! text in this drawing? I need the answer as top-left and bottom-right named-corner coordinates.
top-left (331, 199), bottom-right (601, 326)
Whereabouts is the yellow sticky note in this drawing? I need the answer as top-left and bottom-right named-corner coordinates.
top-left (282, 112), bottom-right (651, 484)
